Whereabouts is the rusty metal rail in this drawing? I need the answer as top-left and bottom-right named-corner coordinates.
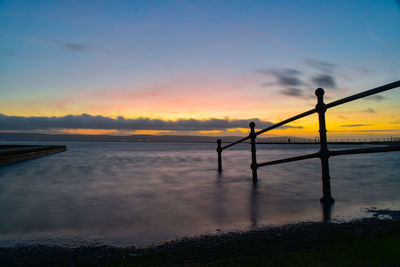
top-left (216, 80), bottom-right (400, 203)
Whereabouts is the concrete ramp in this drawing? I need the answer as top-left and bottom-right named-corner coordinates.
top-left (0, 145), bottom-right (67, 166)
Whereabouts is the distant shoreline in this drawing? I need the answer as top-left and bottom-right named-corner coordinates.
top-left (1, 132), bottom-right (398, 144)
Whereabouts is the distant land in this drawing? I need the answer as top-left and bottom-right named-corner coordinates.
top-left (0, 132), bottom-right (312, 143)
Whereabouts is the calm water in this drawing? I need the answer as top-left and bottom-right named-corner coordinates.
top-left (0, 141), bottom-right (399, 247)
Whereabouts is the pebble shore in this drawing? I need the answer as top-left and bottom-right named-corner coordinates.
top-left (1, 209), bottom-right (399, 266)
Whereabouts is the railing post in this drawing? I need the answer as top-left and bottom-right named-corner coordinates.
top-left (249, 122), bottom-right (258, 182)
top-left (217, 139), bottom-right (222, 172)
top-left (315, 88), bottom-right (334, 204)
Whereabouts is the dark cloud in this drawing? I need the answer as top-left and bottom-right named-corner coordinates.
top-left (330, 129), bottom-right (397, 133)
top-left (304, 58), bottom-right (337, 73)
top-left (61, 43), bottom-right (88, 51)
top-left (273, 69), bottom-right (303, 86)
top-left (280, 88), bottom-right (303, 97)
top-left (340, 124), bottom-right (372, 127)
top-left (311, 74), bottom-right (336, 88)
top-left (364, 95), bottom-right (385, 102)
top-left (257, 68), bottom-right (307, 98)
top-left (257, 68), bottom-right (303, 87)
top-left (257, 59), bottom-right (341, 97)
top-left (0, 114), bottom-right (302, 131)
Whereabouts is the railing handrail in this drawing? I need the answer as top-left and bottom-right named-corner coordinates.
top-left (326, 80), bottom-right (400, 109)
top-left (221, 80), bottom-right (400, 150)
top-left (216, 80), bottom-right (400, 204)
top-left (221, 136), bottom-right (250, 150)
top-left (255, 108), bottom-right (316, 136)
top-left (257, 145), bottom-right (400, 168)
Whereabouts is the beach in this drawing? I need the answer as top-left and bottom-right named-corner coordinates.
top-left (1, 209), bottom-right (399, 266)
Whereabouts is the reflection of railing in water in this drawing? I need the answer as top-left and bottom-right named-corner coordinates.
top-left (216, 81), bottom-right (400, 204)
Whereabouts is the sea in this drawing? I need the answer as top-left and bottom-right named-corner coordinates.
top-left (0, 141), bottom-right (399, 247)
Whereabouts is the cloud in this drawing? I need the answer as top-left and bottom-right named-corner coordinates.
top-left (340, 124), bottom-right (372, 127)
top-left (364, 95), bottom-right (385, 102)
top-left (257, 58), bottom-right (341, 98)
top-left (60, 42), bottom-right (88, 51)
top-left (280, 88), bottom-right (303, 97)
top-left (330, 129), bottom-right (399, 133)
top-left (257, 68), bottom-right (303, 87)
top-left (304, 58), bottom-right (337, 73)
top-left (0, 114), bottom-right (302, 131)
top-left (362, 108), bottom-right (376, 113)
top-left (272, 69), bottom-right (303, 86)
top-left (311, 74), bottom-right (336, 88)
top-left (367, 29), bottom-right (386, 47)
top-left (4, 34), bottom-right (89, 52)
top-left (257, 68), bottom-right (309, 98)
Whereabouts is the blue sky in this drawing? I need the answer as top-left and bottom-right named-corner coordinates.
top-left (0, 0), bottom-right (399, 137)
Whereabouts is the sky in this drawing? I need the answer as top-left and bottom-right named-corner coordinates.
top-left (1, 0), bottom-right (400, 138)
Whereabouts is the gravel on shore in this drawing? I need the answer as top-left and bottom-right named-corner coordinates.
top-left (0, 209), bottom-right (399, 266)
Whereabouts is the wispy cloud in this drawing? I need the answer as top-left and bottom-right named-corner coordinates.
top-left (330, 129), bottom-right (399, 133)
top-left (304, 58), bottom-right (337, 73)
top-left (0, 114), bottom-right (302, 131)
top-left (257, 68), bottom-right (307, 98)
top-left (341, 124), bottom-right (372, 127)
top-left (257, 68), bottom-right (303, 87)
top-left (60, 42), bottom-right (88, 51)
top-left (311, 74), bottom-right (336, 88)
top-left (362, 108), bottom-right (376, 113)
top-left (4, 34), bottom-right (89, 52)
top-left (257, 58), bottom-right (340, 99)
top-left (366, 29), bottom-right (386, 47)
top-left (280, 88), bottom-right (303, 97)
top-left (364, 95), bottom-right (385, 102)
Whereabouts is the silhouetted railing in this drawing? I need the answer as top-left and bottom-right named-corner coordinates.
top-left (216, 80), bottom-right (400, 203)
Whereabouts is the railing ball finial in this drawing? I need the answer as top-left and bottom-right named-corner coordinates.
top-left (315, 88), bottom-right (325, 97)
top-left (315, 88), bottom-right (326, 110)
top-left (249, 121), bottom-right (256, 129)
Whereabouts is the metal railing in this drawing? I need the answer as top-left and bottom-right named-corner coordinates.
top-left (216, 80), bottom-right (400, 203)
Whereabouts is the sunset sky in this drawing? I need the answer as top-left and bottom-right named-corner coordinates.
top-left (1, 0), bottom-right (400, 138)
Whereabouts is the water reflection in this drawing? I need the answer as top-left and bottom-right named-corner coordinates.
top-left (0, 141), bottom-right (398, 247)
top-left (321, 202), bottom-right (334, 222)
top-left (250, 181), bottom-right (259, 227)
top-left (213, 172), bottom-right (226, 230)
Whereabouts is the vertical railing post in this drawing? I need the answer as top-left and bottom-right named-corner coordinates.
top-left (315, 88), bottom-right (334, 204)
top-left (217, 139), bottom-right (222, 172)
top-left (249, 122), bottom-right (258, 182)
